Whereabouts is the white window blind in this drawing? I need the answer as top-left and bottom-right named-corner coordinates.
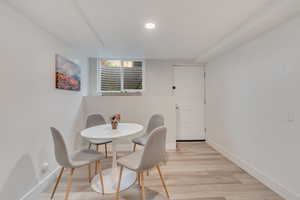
top-left (97, 59), bottom-right (144, 93)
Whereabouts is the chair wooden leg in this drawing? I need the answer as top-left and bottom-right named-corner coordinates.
top-left (50, 167), bottom-right (64, 199)
top-left (64, 168), bottom-right (75, 200)
top-left (95, 145), bottom-right (100, 175)
top-left (116, 166), bottom-right (124, 200)
top-left (97, 160), bottom-right (105, 194)
top-left (105, 143), bottom-right (108, 158)
top-left (140, 171), bottom-right (145, 200)
top-left (156, 165), bottom-right (170, 199)
top-left (133, 143), bottom-right (137, 152)
top-left (88, 164), bottom-right (91, 183)
top-left (95, 160), bottom-right (98, 177)
top-left (137, 172), bottom-right (141, 186)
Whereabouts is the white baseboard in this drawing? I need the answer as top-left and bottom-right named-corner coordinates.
top-left (207, 139), bottom-right (300, 200)
top-left (20, 167), bottom-right (60, 200)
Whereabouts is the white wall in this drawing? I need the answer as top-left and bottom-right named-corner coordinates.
top-left (85, 60), bottom-right (176, 149)
top-left (206, 15), bottom-right (300, 200)
top-left (144, 60), bottom-right (174, 97)
top-left (84, 96), bottom-right (176, 149)
top-left (0, 2), bottom-right (88, 199)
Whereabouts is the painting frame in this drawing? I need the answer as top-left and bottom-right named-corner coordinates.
top-left (55, 54), bottom-right (81, 91)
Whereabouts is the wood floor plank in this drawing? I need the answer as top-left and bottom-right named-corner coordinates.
top-left (42, 142), bottom-right (284, 200)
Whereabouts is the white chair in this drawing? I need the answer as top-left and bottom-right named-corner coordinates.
top-left (117, 126), bottom-right (170, 200)
top-left (132, 114), bottom-right (164, 151)
top-left (50, 127), bottom-right (105, 200)
top-left (86, 114), bottom-right (112, 158)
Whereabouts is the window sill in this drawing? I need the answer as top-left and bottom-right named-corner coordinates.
top-left (99, 92), bottom-right (143, 96)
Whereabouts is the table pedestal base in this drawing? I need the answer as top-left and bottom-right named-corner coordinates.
top-left (91, 167), bottom-right (136, 194)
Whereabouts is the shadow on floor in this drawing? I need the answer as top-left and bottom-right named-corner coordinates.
top-left (120, 185), bottom-right (167, 200)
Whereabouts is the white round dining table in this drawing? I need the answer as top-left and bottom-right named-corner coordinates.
top-left (81, 123), bottom-right (144, 194)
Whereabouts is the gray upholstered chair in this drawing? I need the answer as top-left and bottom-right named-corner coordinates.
top-left (86, 114), bottom-right (112, 158)
top-left (116, 126), bottom-right (170, 200)
top-left (50, 127), bottom-right (105, 200)
top-left (132, 114), bottom-right (164, 151)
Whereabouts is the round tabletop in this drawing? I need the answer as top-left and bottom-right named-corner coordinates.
top-left (81, 123), bottom-right (144, 141)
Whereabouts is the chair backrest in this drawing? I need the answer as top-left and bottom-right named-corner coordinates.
top-left (50, 127), bottom-right (72, 168)
top-left (138, 126), bottom-right (167, 170)
top-left (86, 114), bottom-right (106, 128)
top-left (146, 114), bottom-right (164, 135)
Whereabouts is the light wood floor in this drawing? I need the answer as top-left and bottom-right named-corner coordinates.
top-left (41, 142), bottom-right (284, 200)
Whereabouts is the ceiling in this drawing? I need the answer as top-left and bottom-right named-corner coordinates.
top-left (3, 0), bottom-right (285, 60)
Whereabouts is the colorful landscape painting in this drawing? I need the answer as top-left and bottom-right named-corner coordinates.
top-left (55, 55), bottom-right (81, 91)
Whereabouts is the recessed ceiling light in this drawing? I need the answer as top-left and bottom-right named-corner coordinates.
top-left (145, 22), bottom-right (156, 29)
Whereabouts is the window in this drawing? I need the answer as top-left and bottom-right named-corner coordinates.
top-left (97, 59), bottom-right (144, 94)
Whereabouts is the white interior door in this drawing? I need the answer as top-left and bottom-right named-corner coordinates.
top-left (174, 66), bottom-right (205, 140)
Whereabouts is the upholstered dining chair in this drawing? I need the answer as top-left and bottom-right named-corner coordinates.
top-left (116, 126), bottom-right (170, 200)
top-left (86, 114), bottom-right (112, 158)
top-left (132, 114), bottom-right (164, 151)
top-left (50, 127), bottom-right (105, 200)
